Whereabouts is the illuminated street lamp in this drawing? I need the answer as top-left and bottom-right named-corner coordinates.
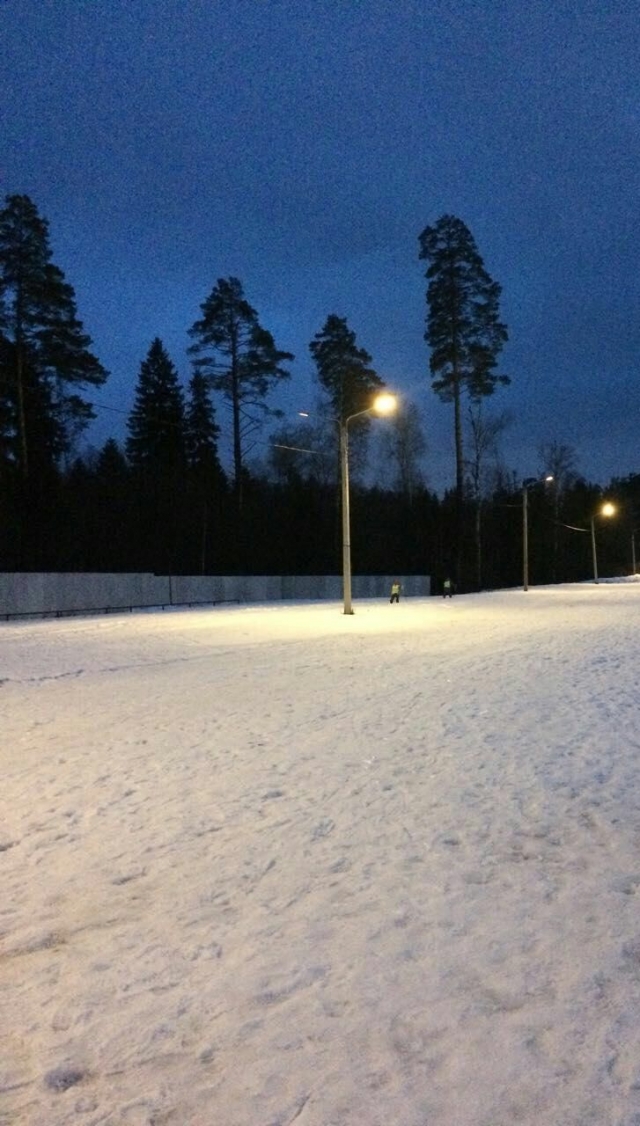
top-left (590, 501), bottom-right (616, 584)
top-left (522, 474), bottom-right (554, 591)
top-left (340, 392), bottom-right (397, 614)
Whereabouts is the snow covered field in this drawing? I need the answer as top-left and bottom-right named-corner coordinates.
top-left (2, 584), bottom-right (640, 1126)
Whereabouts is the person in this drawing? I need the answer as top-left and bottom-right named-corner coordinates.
top-left (390, 580), bottom-right (401, 604)
top-left (443, 577), bottom-right (454, 598)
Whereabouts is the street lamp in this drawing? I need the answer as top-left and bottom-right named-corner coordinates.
top-left (590, 501), bottom-right (616, 584)
top-left (522, 474), bottom-right (554, 591)
top-left (340, 392), bottom-right (397, 614)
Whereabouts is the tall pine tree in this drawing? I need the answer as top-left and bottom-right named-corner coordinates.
top-left (188, 276), bottom-right (293, 507)
top-left (0, 194), bottom-right (107, 480)
top-left (418, 214), bottom-right (508, 584)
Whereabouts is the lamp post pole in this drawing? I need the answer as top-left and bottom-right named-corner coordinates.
top-left (590, 502), bottom-right (616, 584)
top-left (339, 419), bottom-right (353, 615)
top-left (338, 393), bottom-right (397, 616)
top-left (522, 474), bottom-right (553, 592)
top-left (522, 482), bottom-right (530, 592)
top-left (590, 515), bottom-right (599, 584)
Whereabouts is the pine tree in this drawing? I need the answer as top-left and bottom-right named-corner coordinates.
top-left (188, 277), bottom-right (293, 505)
top-left (418, 214), bottom-right (508, 583)
top-left (309, 314), bottom-right (384, 423)
top-left (0, 194), bottom-right (107, 479)
top-left (309, 315), bottom-right (386, 574)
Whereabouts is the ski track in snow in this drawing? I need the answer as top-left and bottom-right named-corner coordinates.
top-left (2, 586), bottom-right (640, 1125)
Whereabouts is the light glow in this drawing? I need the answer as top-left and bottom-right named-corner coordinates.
top-left (601, 502), bottom-right (616, 518)
top-left (372, 392), bottom-right (397, 416)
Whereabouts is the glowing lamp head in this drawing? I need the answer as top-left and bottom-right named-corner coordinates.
top-left (372, 392), bottom-right (397, 416)
top-left (601, 502), bottom-right (616, 518)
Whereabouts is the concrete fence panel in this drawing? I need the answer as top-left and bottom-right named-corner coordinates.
top-left (0, 572), bottom-right (430, 619)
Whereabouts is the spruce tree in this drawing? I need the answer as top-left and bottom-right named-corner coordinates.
top-left (418, 214), bottom-right (508, 583)
top-left (97, 437), bottom-right (129, 482)
top-left (188, 276), bottom-right (293, 506)
top-left (0, 194), bottom-right (107, 479)
top-left (185, 370), bottom-right (225, 573)
top-left (94, 439), bottom-right (132, 571)
top-left (185, 370), bottom-right (222, 480)
top-left (126, 338), bottom-right (185, 473)
top-left (126, 338), bottom-right (186, 572)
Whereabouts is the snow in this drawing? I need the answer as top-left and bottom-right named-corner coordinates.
top-left (2, 584), bottom-right (640, 1126)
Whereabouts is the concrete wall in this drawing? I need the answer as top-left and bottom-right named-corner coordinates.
top-left (0, 572), bottom-right (430, 619)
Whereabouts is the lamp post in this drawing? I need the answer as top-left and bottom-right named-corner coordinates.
top-left (590, 501), bottom-right (616, 584)
top-left (340, 392), bottom-right (397, 614)
top-left (522, 474), bottom-right (554, 591)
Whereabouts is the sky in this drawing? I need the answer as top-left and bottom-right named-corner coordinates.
top-left (3, 0), bottom-right (640, 493)
top-left (3, 584), bottom-right (640, 1124)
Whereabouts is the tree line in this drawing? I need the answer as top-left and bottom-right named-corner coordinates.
top-left (1, 194), bottom-right (637, 588)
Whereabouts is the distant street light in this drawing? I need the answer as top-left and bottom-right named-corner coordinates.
top-left (340, 392), bottom-right (397, 614)
top-left (590, 501), bottom-right (616, 584)
top-left (522, 474), bottom-right (554, 591)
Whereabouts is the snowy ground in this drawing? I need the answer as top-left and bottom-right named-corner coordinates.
top-left (2, 584), bottom-right (640, 1126)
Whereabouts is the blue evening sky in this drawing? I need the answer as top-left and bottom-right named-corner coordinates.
top-left (3, 0), bottom-right (639, 492)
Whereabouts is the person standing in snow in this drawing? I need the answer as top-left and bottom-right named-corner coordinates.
top-left (443, 577), bottom-right (454, 598)
top-left (390, 580), bottom-right (401, 604)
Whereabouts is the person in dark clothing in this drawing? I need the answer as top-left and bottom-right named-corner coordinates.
top-left (443, 577), bottom-right (454, 598)
top-left (390, 581), bottom-right (401, 604)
